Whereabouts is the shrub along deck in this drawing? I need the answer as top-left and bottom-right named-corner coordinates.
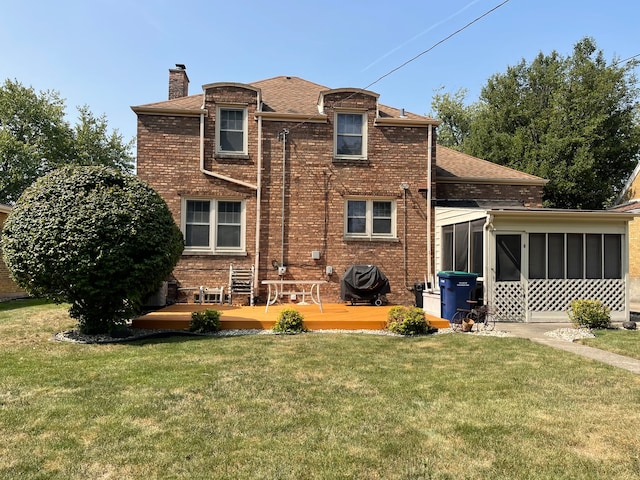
top-left (132, 303), bottom-right (450, 331)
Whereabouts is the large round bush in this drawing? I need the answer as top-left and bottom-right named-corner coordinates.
top-left (1, 166), bottom-right (184, 334)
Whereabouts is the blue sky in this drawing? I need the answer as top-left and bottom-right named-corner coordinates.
top-left (1, 0), bottom-right (639, 145)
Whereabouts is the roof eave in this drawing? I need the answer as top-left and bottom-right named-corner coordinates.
top-left (374, 117), bottom-right (440, 127)
top-left (255, 112), bottom-right (328, 123)
top-left (436, 176), bottom-right (548, 186)
top-left (488, 208), bottom-right (638, 221)
top-left (131, 106), bottom-right (207, 117)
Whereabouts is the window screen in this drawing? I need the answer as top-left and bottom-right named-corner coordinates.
top-left (528, 233), bottom-right (546, 279)
top-left (496, 234), bottom-right (521, 281)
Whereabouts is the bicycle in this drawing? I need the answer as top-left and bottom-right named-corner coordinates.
top-left (451, 300), bottom-right (496, 332)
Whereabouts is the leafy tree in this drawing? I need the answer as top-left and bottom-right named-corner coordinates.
top-left (430, 87), bottom-right (476, 149)
top-left (0, 79), bottom-right (134, 205)
top-left (73, 106), bottom-right (134, 173)
top-left (431, 37), bottom-right (640, 209)
top-left (1, 166), bottom-right (184, 334)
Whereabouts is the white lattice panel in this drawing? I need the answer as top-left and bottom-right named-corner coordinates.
top-left (527, 279), bottom-right (625, 312)
top-left (494, 282), bottom-right (526, 321)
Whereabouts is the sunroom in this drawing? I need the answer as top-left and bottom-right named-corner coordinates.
top-left (432, 207), bottom-right (636, 322)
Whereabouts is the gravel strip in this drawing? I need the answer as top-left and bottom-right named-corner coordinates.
top-left (57, 324), bottom-right (586, 344)
top-left (543, 327), bottom-right (596, 342)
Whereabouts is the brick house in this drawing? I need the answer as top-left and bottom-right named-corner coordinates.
top-left (613, 163), bottom-right (640, 305)
top-left (0, 204), bottom-right (26, 300)
top-left (133, 66), bottom-right (441, 305)
top-left (133, 66), bottom-right (634, 320)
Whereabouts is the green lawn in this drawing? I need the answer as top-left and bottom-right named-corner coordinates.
top-left (579, 327), bottom-right (640, 360)
top-left (1, 299), bottom-right (640, 479)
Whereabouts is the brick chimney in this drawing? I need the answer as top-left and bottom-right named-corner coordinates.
top-left (168, 64), bottom-right (189, 100)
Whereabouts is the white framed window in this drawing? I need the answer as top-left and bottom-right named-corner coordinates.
top-left (216, 107), bottom-right (247, 155)
top-left (345, 199), bottom-right (396, 239)
top-left (182, 198), bottom-right (246, 254)
top-left (335, 112), bottom-right (367, 159)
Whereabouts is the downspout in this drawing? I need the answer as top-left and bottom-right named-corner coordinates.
top-left (279, 129), bottom-right (289, 268)
top-left (427, 123), bottom-right (434, 291)
top-left (403, 184), bottom-right (409, 290)
top-left (483, 213), bottom-right (494, 305)
top-left (254, 115), bottom-right (263, 298)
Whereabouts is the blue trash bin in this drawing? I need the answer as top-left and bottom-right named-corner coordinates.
top-left (437, 271), bottom-right (478, 320)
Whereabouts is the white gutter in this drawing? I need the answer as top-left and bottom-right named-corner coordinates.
top-left (427, 124), bottom-right (434, 291)
top-left (279, 129), bottom-right (289, 267)
top-left (254, 115), bottom-right (263, 295)
top-left (483, 213), bottom-right (494, 306)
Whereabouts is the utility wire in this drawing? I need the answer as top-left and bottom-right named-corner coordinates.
top-left (615, 53), bottom-right (640, 66)
top-left (287, 0), bottom-right (510, 132)
top-left (361, 0), bottom-right (511, 92)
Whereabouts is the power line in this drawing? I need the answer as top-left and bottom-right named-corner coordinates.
top-left (615, 53), bottom-right (640, 66)
top-left (288, 0), bottom-right (510, 132)
top-left (361, 0), bottom-right (512, 92)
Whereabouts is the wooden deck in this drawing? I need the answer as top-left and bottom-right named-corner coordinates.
top-left (132, 303), bottom-right (451, 331)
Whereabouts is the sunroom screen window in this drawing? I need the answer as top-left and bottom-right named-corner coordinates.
top-left (528, 233), bottom-right (546, 279)
top-left (454, 223), bottom-right (469, 272)
top-left (567, 234), bottom-right (584, 279)
top-left (604, 234), bottom-right (622, 279)
top-left (548, 233), bottom-right (564, 279)
top-left (586, 234), bottom-right (602, 279)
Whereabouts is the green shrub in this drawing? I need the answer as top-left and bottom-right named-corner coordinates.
top-left (568, 299), bottom-right (611, 329)
top-left (0, 166), bottom-right (184, 334)
top-left (273, 308), bottom-right (306, 334)
top-left (387, 306), bottom-right (429, 335)
top-left (190, 309), bottom-right (222, 333)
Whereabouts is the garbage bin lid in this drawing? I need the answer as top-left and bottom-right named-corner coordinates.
top-left (437, 271), bottom-right (479, 278)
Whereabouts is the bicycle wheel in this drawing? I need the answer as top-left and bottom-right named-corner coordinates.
top-left (480, 305), bottom-right (496, 331)
top-left (451, 310), bottom-right (468, 331)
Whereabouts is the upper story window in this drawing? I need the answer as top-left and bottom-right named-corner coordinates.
top-left (335, 112), bottom-right (367, 159)
top-left (182, 198), bottom-right (246, 254)
top-left (216, 107), bottom-right (247, 155)
top-left (345, 199), bottom-right (395, 239)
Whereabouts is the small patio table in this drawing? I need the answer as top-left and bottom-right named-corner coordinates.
top-left (262, 280), bottom-right (327, 313)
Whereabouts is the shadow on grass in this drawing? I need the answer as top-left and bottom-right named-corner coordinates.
top-left (0, 297), bottom-right (52, 312)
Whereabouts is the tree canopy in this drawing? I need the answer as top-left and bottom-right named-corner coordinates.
top-left (0, 79), bottom-right (134, 205)
top-left (1, 166), bottom-right (184, 334)
top-left (431, 37), bottom-right (640, 209)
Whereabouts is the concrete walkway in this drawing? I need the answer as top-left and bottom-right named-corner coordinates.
top-left (501, 322), bottom-right (640, 374)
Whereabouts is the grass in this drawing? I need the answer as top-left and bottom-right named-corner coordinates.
top-left (578, 328), bottom-right (640, 360)
top-left (2, 299), bottom-right (640, 479)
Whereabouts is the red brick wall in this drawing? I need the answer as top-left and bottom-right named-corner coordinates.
top-left (437, 182), bottom-right (544, 207)
top-left (137, 87), bottom-right (434, 305)
top-left (0, 211), bottom-right (26, 300)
